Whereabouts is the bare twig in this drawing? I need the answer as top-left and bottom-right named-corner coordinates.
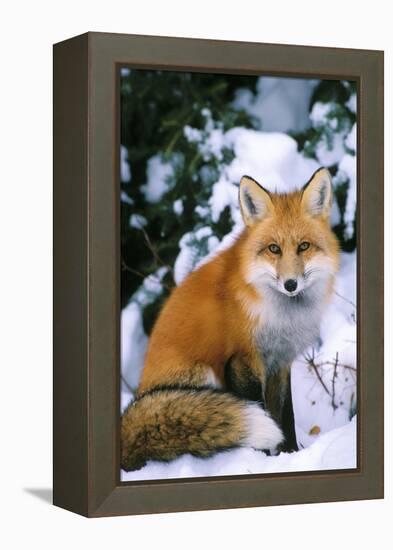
top-left (303, 348), bottom-right (356, 415)
top-left (139, 225), bottom-right (174, 274)
top-left (121, 259), bottom-right (147, 280)
top-left (334, 290), bottom-right (356, 310)
top-left (331, 352), bottom-right (339, 410)
top-left (121, 257), bottom-right (174, 292)
top-left (121, 375), bottom-right (134, 394)
top-left (325, 360), bottom-right (356, 372)
top-left (125, 224), bottom-right (176, 288)
top-left (304, 350), bottom-right (331, 397)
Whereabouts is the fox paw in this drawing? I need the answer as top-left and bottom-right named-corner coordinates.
top-left (243, 404), bottom-right (284, 452)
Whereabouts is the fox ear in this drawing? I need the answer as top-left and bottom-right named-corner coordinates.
top-left (301, 168), bottom-right (333, 219)
top-left (239, 176), bottom-right (274, 226)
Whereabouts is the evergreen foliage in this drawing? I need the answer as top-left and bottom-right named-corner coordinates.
top-left (120, 70), bottom-right (356, 334)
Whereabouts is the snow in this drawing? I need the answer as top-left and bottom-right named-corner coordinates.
top-left (292, 252), bottom-right (356, 448)
top-left (196, 223), bottom-right (245, 269)
top-left (224, 128), bottom-right (319, 192)
top-left (183, 125), bottom-right (202, 143)
top-left (121, 417), bottom-right (356, 481)
top-left (173, 232), bottom-right (199, 285)
top-left (121, 302), bottom-right (147, 391)
top-left (120, 145), bottom-right (131, 183)
top-left (336, 251), bottom-right (357, 311)
top-left (120, 191), bottom-right (134, 205)
top-left (233, 76), bottom-right (318, 133)
top-left (330, 197), bottom-right (341, 227)
top-left (174, 226), bottom-right (219, 285)
top-left (338, 153), bottom-right (357, 239)
top-left (121, 250), bottom-right (357, 480)
top-left (185, 111), bottom-right (226, 162)
top-left (314, 131), bottom-right (346, 167)
top-left (310, 102), bottom-right (332, 127)
top-left (310, 101), bottom-right (354, 167)
top-left (121, 266), bottom-right (169, 390)
top-left (121, 390), bottom-right (134, 414)
top-left (205, 128), bottom-right (319, 225)
top-left (129, 213), bottom-right (147, 229)
top-left (195, 205), bottom-right (210, 219)
top-left (187, 126), bottom-right (320, 225)
top-left (173, 198), bottom-right (184, 215)
top-left (137, 266), bottom-right (168, 303)
top-left (209, 174), bottom-right (240, 223)
top-left (184, 117), bottom-right (320, 229)
top-left (141, 154), bottom-right (176, 203)
top-left (345, 122), bottom-right (357, 152)
top-left (120, 78), bottom-right (357, 482)
top-left (195, 226), bottom-right (214, 240)
top-left (310, 102), bottom-right (347, 166)
top-left (346, 93), bottom-right (357, 114)
top-left (202, 128), bottom-right (226, 162)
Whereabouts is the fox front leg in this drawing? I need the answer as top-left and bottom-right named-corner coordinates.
top-left (265, 367), bottom-right (298, 452)
top-left (224, 352), bottom-right (267, 408)
top-left (225, 354), bottom-right (297, 452)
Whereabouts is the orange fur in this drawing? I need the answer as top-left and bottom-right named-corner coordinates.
top-left (138, 171), bottom-right (340, 395)
top-left (121, 169), bottom-right (340, 469)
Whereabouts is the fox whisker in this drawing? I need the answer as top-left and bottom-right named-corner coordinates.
top-left (304, 267), bottom-right (322, 279)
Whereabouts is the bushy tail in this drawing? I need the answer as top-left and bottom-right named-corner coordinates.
top-left (121, 387), bottom-right (283, 471)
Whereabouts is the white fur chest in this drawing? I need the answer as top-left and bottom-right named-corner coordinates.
top-left (253, 287), bottom-right (326, 372)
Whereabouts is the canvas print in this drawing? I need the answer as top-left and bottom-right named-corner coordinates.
top-left (119, 70), bottom-right (357, 481)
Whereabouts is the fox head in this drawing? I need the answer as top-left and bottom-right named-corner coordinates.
top-left (239, 168), bottom-right (340, 299)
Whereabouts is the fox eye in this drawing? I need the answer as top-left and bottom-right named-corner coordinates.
top-left (268, 244), bottom-right (281, 254)
top-left (298, 241), bottom-right (310, 252)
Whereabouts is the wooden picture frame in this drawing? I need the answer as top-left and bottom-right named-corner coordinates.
top-left (53, 32), bottom-right (384, 517)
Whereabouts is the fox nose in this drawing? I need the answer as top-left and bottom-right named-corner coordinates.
top-left (284, 279), bottom-right (297, 292)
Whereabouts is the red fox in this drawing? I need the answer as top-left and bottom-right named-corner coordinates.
top-left (121, 167), bottom-right (340, 471)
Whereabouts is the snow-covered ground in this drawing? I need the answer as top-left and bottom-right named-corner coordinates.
top-left (121, 418), bottom-right (356, 482)
top-left (120, 76), bottom-right (357, 481)
top-left (120, 250), bottom-right (357, 481)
